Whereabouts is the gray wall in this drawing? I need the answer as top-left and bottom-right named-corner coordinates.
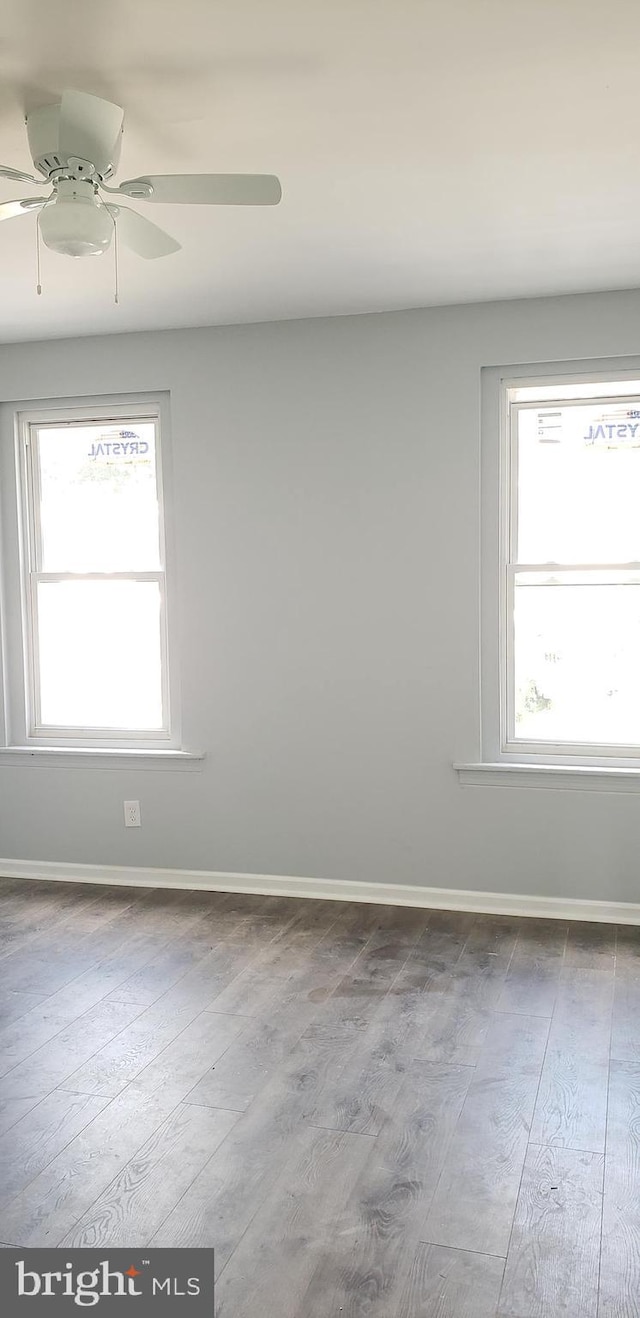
top-left (1, 290), bottom-right (640, 901)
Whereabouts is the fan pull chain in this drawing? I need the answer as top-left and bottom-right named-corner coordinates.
top-left (113, 215), bottom-right (119, 305)
top-left (35, 217), bottom-right (42, 296)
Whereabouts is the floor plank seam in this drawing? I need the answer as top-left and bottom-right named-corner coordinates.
top-left (0, 1001), bottom-right (152, 1128)
top-left (146, 1116), bottom-right (242, 1254)
top-left (140, 1005), bottom-right (252, 1096)
top-left (0, 886), bottom-right (159, 982)
top-left (105, 996), bottom-right (153, 1007)
top-left (54, 1085), bottom-right (109, 1098)
top-left (49, 1088), bottom-right (204, 1248)
top-left (526, 1141), bottom-right (606, 1157)
top-left (202, 1008), bottom-right (256, 1021)
top-left (0, 997), bottom-right (149, 1086)
top-left (406, 1054), bottom-right (477, 1069)
top-left (0, 1100), bottom-right (114, 1222)
top-left (54, 932), bottom-right (184, 1010)
top-left (493, 1008), bottom-right (553, 1020)
top-left (388, 930), bottom-right (524, 1268)
top-left (0, 892), bottom-right (190, 1055)
top-left (177, 1019), bottom-right (267, 1110)
top-left (182, 1100), bottom-right (245, 1114)
top-left (91, 901), bottom-right (255, 1015)
top-left (0, 891), bottom-right (110, 966)
top-left (416, 1239), bottom-right (507, 1262)
top-left (307, 1121), bottom-right (377, 1139)
top-left (494, 1003), bottom-right (553, 1314)
top-left (101, 922), bottom-right (246, 1012)
top-left (209, 914), bottom-right (434, 1289)
top-left (113, 913), bottom-right (251, 1010)
top-left (197, 1130), bottom-right (296, 1288)
top-left (188, 908), bottom-right (340, 1024)
top-left (595, 968), bottom-right (615, 1318)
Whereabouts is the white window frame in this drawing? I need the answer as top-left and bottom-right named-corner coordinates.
top-left (0, 394), bottom-right (181, 752)
top-left (480, 359), bottom-right (640, 772)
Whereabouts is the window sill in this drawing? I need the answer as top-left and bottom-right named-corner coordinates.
top-left (454, 762), bottom-right (640, 793)
top-left (0, 747), bottom-right (206, 771)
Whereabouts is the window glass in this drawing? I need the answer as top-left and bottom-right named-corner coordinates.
top-left (37, 579), bottom-right (163, 729)
top-left (517, 403), bottom-right (640, 564)
top-left (513, 571), bottom-right (640, 745)
top-left (36, 421), bottom-right (160, 572)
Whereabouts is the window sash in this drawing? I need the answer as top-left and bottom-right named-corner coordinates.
top-left (501, 382), bottom-right (640, 760)
top-left (508, 394), bottom-right (640, 571)
top-left (18, 405), bottom-right (173, 744)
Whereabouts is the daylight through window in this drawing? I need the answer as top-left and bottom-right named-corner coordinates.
top-left (19, 406), bottom-right (170, 741)
top-left (504, 377), bottom-right (640, 756)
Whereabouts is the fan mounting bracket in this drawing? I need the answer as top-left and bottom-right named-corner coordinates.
top-left (66, 156), bottom-right (97, 180)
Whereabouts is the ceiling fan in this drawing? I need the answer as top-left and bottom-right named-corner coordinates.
top-left (0, 90), bottom-right (282, 261)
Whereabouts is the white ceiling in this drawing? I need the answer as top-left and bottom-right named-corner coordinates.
top-left (0, 0), bottom-right (639, 341)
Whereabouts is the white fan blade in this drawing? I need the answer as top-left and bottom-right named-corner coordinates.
top-left (59, 91), bottom-right (124, 168)
top-left (0, 197), bottom-right (47, 221)
top-left (0, 165), bottom-right (42, 186)
top-left (117, 174), bottom-right (282, 205)
top-left (107, 205), bottom-right (180, 259)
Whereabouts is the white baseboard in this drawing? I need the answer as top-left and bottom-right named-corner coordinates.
top-left (1, 857), bottom-right (639, 926)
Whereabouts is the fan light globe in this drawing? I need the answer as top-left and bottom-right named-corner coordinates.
top-left (38, 187), bottom-right (113, 258)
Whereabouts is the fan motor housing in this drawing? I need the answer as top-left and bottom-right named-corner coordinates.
top-left (26, 103), bottom-right (122, 181)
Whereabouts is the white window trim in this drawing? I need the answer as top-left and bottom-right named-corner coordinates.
top-left (0, 393), bottom-right (194, 759)
top-left (456, 357), bottom-right (640, 791)
top-left (454, 761), bottom-right (640, 792)
top-left (0, 746), bottom-right (204, 770)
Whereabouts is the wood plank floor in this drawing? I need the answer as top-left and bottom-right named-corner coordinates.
top-left (0, 877), bottom-right (636, 1316)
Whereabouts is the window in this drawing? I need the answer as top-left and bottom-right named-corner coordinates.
top-left (500, 371), bottom-right (640, 763)
top-left (1, 398), bottom-right (178, 750)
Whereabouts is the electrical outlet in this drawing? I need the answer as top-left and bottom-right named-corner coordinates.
top-left (123, 800), bottom-right (141, 828)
